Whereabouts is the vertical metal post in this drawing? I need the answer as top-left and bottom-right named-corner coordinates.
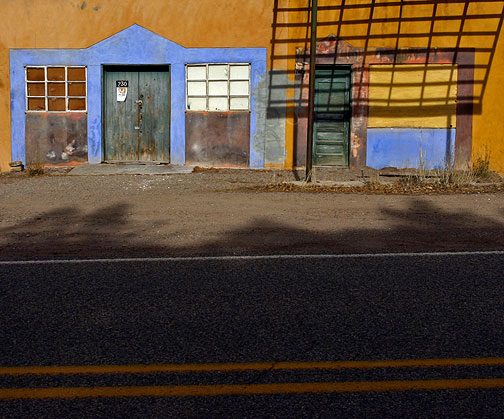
top-left (305, 0), bottom-right (318, 182)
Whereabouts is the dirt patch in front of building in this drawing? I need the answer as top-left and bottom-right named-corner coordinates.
top-left (1, 168), bottom-right (504, 260)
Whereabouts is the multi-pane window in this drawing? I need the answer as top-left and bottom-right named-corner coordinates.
top-left (186, 64), bottom-right (250, 111)
top-left (25, 66), bottom-right (87, 112)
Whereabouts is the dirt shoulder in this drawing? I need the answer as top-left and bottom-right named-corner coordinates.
top-left (1, 168), bottom-right (504, 260)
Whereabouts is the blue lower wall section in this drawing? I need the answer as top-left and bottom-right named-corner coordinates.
top-left (10, 25), bottom-right (267, 168)
top-left (367, 128), bottom-right (456, 170)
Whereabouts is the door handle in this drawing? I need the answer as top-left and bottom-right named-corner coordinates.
top-left (135, 99), bottom-right (143, 105)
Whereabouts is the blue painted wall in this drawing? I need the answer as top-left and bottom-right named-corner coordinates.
top-left (10, 25), bottom-right (267, 168)
top-left (367, 128), bottom-right (456, 169)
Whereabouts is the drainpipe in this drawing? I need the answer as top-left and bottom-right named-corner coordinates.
top-left (305, 0), bottom-right (318, 182)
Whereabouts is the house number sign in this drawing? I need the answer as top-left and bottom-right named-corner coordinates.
top-left (116, 80), bottom-right (128, 102)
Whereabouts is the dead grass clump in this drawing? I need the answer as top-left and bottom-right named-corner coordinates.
top-left (436, 168), bottom-right (475, 186)
top-left (234, 182), bottom-right (504, 195)
top-left (28, 166), bottom-right (45, 176)
top-left (27, 149), bottom-right (45, 177)
top-left (472, 147), bottom-right (492, 180)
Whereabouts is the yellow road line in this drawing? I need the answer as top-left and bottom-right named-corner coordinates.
top-left (2, 378), bottom-right (504, 399)
top-left (1, 357), bottom-right (504, 376)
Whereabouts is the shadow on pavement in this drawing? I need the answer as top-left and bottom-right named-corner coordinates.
top-left (1, 198), bottom-right (504, 259)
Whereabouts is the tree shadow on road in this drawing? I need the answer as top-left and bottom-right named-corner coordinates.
top-left (1, 198), bottom-right (503, 259)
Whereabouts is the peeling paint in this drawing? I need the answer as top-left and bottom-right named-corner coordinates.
top-left (263, 70), bottom-right (289, 166)
top-left (249, 61), bottom-right (267, 169)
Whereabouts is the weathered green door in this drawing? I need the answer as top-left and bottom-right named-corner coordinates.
top-left (104, 66), bottom-right (170, 162)
top-left (313, 66), bottom-right (351, 167)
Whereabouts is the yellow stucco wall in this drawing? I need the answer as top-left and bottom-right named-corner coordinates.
top-left (368, 64), bottom-right (458, 128)
top-left (2, 0), bottom-right (504, 173)
top-left (0, 0), bottom-right (275, 171)
top-left (285, 0), bottom-right (504, 172)
top-left (475, 18), bottom-right (504, 173)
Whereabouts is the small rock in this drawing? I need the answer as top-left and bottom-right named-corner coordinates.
top-left (10, 166), bottom-right (24, 172)
top-left (9, 161), bottom-right (23, 167)
top-left (46, 151), bottom-right (57, 160)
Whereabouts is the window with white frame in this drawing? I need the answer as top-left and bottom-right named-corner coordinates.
top-left (25, 66), bottom-right (87, 112)
top-left (186, 64), bottom-right (250, 111)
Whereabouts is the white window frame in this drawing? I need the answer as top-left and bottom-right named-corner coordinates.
top-left (25, 65), bottom-right (87, 112)
top-left (186, 63), bottom-right (250, 112)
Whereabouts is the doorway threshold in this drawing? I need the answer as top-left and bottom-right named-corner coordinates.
top-left (68, 163), bottom-right (194, 176)
top-left (103, 161), bottom-right (171, 166)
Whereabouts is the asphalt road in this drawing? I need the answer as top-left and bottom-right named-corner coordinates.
top-left (1, 252), bottom-right (504, 417)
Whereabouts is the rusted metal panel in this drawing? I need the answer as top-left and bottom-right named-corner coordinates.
top-left (25, 113), bottom-right (87, 165)
top-left (185, 112), bottom-right (250, 166)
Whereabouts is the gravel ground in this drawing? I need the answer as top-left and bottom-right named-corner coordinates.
top-left (1, 167), bottom-right (503, 260)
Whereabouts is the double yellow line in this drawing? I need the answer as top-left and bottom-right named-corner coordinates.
top-left (2, 357), bottom-right (504, 399)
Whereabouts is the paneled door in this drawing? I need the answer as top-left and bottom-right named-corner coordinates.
top-left (313, 66), bottom-right (351, 167)
top-left (104, 66), bottom-right (170, 162)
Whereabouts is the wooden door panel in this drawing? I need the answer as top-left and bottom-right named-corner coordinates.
top-left (104, 70), bottom-right (139, 161)
top-left (138, 70), bottom-right (170, 162)
top-left (313, 67), bottom-right (351, 167)
top-left (315, 144), bottom-right (346, 154)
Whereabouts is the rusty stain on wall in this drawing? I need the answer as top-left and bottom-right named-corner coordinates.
top-left (25, 113), bottom-right (88, 165)
top-left (186, 112), bottom-right (250, 167)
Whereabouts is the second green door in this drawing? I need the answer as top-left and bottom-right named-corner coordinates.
top-left (313, 66), bottom-right (351, 167)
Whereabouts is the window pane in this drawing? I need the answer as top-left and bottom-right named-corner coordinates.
top-left (48, 97), bottom-right (66, 111)
top-left (48, 83), bottom-right (65, 96)
top-left (27, 83), bottom-right (45, 96)
top-left (230, 97), bottom-right (249, 110)
top-left (208, 81), bottom-right (228, 96)
top-left (47, 67), bottom-right (65, 81)
top-left (208, 65), bottom-right (228, 79)
top-left (28, 98), bottom-right (45, 111)
top-left (27, 68), bottom-right (45, 81)
top-left (187, 97), bottom-right (207, 111)
top-left (230, 81), bottom-right (249, 96)
top-left (68, 82), bottom-right (86, 96)
top-left (230, 65), bottom-right (249, 80)
top-left (187, 66), bottom-right (206, 80)
top-left (209, 97), bottom-right (228, 111)
top-left (187, 81), bottom-right (206, 96)
top-left (68, 98), bottom-right (86, 111)
top-left (67, 67), bottom-right (86, 81)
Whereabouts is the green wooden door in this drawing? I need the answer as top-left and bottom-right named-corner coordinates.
top-left (104, 66), bottom-right (170, 162)
top-left (313, 66), bottom-right (351, 167)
